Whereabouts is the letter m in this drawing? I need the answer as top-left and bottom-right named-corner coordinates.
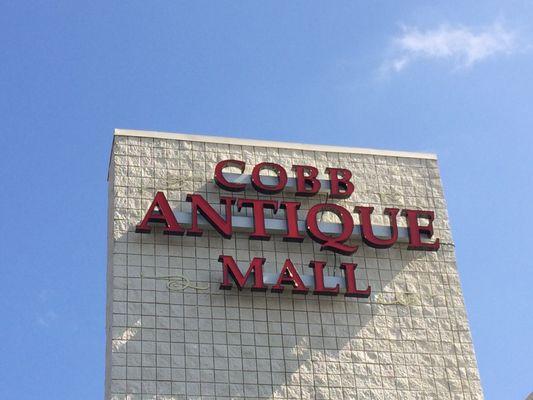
top-left (218, 255), bottom-right (267, 291)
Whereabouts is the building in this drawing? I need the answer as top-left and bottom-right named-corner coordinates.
top-left (106, 129), bottom-right (483, 399)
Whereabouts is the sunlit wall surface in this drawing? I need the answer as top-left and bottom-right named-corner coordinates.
top-left (106, 129), bottom-right (482, 399)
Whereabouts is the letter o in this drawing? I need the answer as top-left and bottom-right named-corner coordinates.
top-left (251, 162), bottom-right (288, 194)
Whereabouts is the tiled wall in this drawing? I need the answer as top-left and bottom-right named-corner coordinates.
top-left (106, 134), bottom-right (483, 399)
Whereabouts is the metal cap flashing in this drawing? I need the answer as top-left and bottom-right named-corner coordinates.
top-left (113, 129), bottom-right (438, 160)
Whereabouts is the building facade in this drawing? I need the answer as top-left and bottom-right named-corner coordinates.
top-left (106, 129), bottom-right (483, 399)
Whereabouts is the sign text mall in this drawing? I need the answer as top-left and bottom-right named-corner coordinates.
top-left (136, 160), bottom-right (439, 297)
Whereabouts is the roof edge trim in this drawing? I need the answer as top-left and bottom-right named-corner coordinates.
top-left (113, 129), bottom-right (438, 160)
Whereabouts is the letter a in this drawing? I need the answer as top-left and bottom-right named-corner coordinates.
top-left (136, 192), bottom-right (184, 235)
top-left (272, 259), bottom-right (309, 294)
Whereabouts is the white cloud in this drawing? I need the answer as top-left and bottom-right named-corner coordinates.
top-left (382, 23), bottom-right (517, 73)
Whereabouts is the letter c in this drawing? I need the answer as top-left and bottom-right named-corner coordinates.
top-left (214, 160), bottom-right (246, 192)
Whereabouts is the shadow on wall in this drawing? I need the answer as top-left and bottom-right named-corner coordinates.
top-left (107, 217), bottom-right (468, 400)
top-left (106, 170), bottom-right (475, 399)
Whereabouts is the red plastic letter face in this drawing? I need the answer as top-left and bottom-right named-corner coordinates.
top-left (186, 194), bottom-right (235, 239)
top-left (309, 261), bottom-right (339, 295)
top-left (326, 167), bottom-right (354, 199)
top-left (237, 198), bottom-right (279, 240)
top-left (354, 206), bottom-right (400, 249)
top-left (280, 202), bottom-right (304, 242)
top-left (340, 263), bottom-right (371, 298)
top-left (251, 162), bottom-right (288, 194)
top-left (136, 191), bottom-right (184, 235)
top-left (293, 165), bottom-right (321, 197)
top-left (214, 160), bottom-right (246, 192)
top-left (306, 203), bottom-right (358, 255)
top-left (403, 209), bottom-right (440, 251)
top-left (219, 255), bottom-right (267, 291)
top-left (271, 259), bottom-right (309, 294)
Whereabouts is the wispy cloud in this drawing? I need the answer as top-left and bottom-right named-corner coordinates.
top-left (382, 23), bottom-right (517, 74)
top-left (36, 310), bottom-right (58, 328)
top-left (35, 289), bottom-right (58, 328)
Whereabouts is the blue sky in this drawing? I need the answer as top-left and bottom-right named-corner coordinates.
top-left (1, 2), bottom-right (531, 399)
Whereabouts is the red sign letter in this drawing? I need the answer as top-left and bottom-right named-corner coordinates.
top-left (214, 160), bottom-right (246, 192)
top-left (237, 198), bottom-right (279, 240)
top-left (403, 209), bottom-right (440, 251)
top-left (326, 167), bottom-right (354, 199)
top-left (251, 162), bottom-right (288, 194)
top-left (309, 261), bottom-right (339, 296)
top-left (354, 206), bottom-right (400, 249)
top-left (186, 194), bottom-right (235, 239)
top-left (136, 192), bottom-right (184, 235)
top-left (219, 255), bottom-right (267, 291)
top-left (293, 165), bottom-right (320, 196)
top-left (272, 259), bottom-right (309, 294)
top-left (280, 201), bottom-right (304, 242)
top-left (306, 203), bottom-right (358, 255)
top-left (340, 263), bottom-right (371, 298)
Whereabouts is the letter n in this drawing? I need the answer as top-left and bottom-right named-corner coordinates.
top-left (187, 194), bottom-right (235, 239)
